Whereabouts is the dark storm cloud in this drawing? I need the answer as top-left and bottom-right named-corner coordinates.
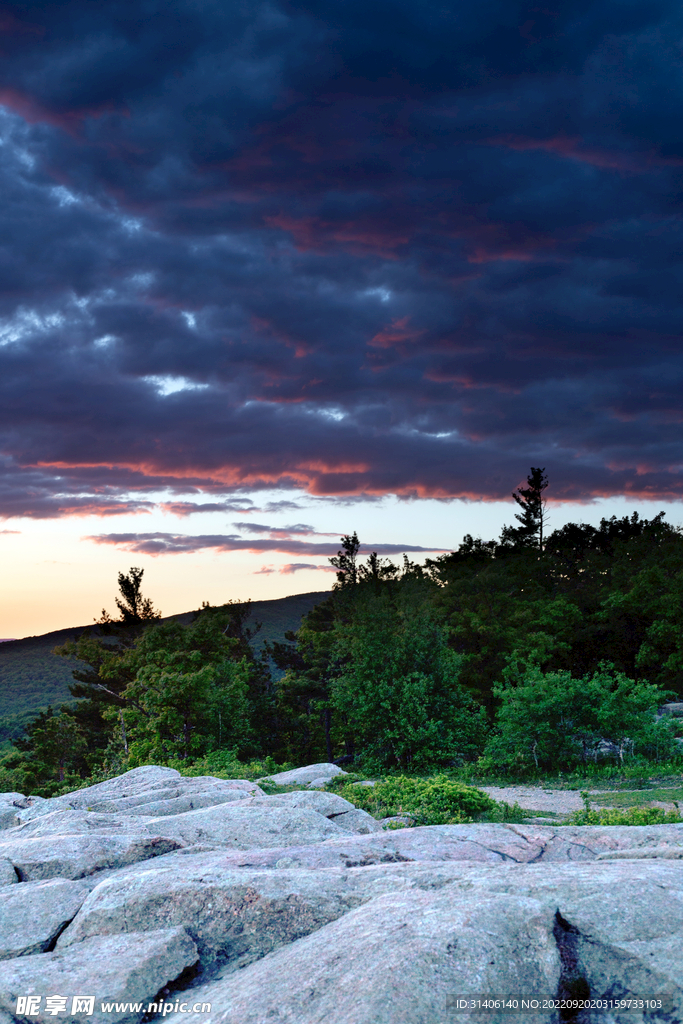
top-left (1, 0), bottom-right (683, 519)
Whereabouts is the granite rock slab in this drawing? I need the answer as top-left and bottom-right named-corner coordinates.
top-left (0, 878), bottom-right (89, 960)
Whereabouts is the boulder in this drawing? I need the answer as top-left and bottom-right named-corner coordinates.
top-left (254, 789), bottom-right (356, 817)
top-left (15, 769), bottom-right (264, 825)
top-left (0, 878), bottom-right (89, 959)
top-left (0, 794), bottom-right (38, 830)
top-left (329, 807), bottom-right (385, 834)
top-left (161, 888), bottom-right (561, 1024)
top-left (481, 860), bottom-right (683, 1020)
top-left (0, 808), bottom-right (19, 831)
top-left (259, 762), bottom-right (347, 786)
top-left (54, 856), bottom-right (528, 969)
top-left (12, 810), bottom-right (157, 839)
top-left (58, 859), bottom-right (406, 970)
top-left (92, 789), bottom-right (252, 818)
top-left (0, 803), bottom-right (21, 831)
top-left (144, 802), bottom-right (349, 849)
top-left (597, 845), bottom-right (683, 859)
top-left (14, 766), bottom-right (183, 824)
top-left (0, 928), bottom-right (198, 1024)
top-left (61, 850), bottom-right (683, 988)
top-left (0, 858), bottom-right (17, 886)
top-left (82, 776), bottom-right (263, 816)
top-left (0, 833), bottom-right (182, 881)
top-left (250, 790), bottom-right (382, 833)
top-left (157, 859), bottom-right (683, 1024)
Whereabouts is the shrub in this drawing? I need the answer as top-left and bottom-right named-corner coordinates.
top-left (330, 774), bottom-right (496, 825)
top-left (167, 749), bottom-right (292, 781)
top-left (565, 805), bottom-right (682, 826)
top-left (485, 661), bottom-right (678, 773)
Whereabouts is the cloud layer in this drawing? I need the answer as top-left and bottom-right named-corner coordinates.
top-left (88, 532), bottom-right (442, 557)
top-left (2, 0), bottom-right (683, 524)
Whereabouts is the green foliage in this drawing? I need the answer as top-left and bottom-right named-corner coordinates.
top-left (485, 662), bottom-right (678, 772)
top-left (430, 509), bottom-right (683, 721)
top-left (0, 630), bottom-right (87, 744)
top-left (111, 617), bottom-right (253, 764)
top-left (453, 757), bottom-right (683, 788)
top-left (166, 749), bottom-right (293, 781)
top-left (10, 478), bottom-right (683, 791)
top-left (270, 596), bottom-right (339, 764)
top-left (331, 592), bottom-right (487, 770)
top-left (0, 746), bottom-right (295, 798)
top-left (330, 774), bottom-right (497, 824)
top-left (11, 708), bottom-right (88, 793)
top-left (429, 544), bottom-right (583, 717)
top-left (565, 796), bottom-right (682, 826)
top-left (589, 785), bottom-right (683, 807)
top-left (0, 593), bottom-right (328, 747)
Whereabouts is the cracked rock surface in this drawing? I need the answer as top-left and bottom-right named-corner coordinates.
top-left (0, 765), bottom-right (682, 1023)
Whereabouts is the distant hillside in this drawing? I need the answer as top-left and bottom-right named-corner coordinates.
top-left (0, 590), bottom-right (329, 746)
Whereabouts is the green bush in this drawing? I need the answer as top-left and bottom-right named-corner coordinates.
top-left (171, 749), bottom-right (293, 781)
top-left (485, 662), bottom-right (678, 773)
top-left (330, 774), bottom-right (497, 825)
top-left (565, 805), bottom-right (682, 826)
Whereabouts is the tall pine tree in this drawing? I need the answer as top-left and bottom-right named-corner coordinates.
top-left (500, 467), bottom-right (549, 551)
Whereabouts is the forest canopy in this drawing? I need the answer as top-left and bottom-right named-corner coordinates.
top-left (3, 472), bottom-right (683, 793)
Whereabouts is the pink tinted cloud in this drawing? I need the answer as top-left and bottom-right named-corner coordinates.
top-left (254, 561), bottom-right (332, 574)
top-left (489, 134), bottom-right (683, 174)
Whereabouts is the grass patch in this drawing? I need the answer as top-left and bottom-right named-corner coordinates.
top-left (588, 786), bottom-right (683, 807)
top-left (561, 789), bottom-right (683, 826)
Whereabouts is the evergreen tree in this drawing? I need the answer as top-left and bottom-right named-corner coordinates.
top-left (99, 567), bottom-right (161, 627)
top-left (329, 533), bottom-right (361, 587)
top-left (13, 708), bottom-right (88, 790)
top-left (500, 467), bottom-right (549, 551)
top-left (113, 616), bottom-right (252, 764)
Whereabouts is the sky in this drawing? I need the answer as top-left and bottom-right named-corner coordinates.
top-left (1, 0), bottom-right (683, 637)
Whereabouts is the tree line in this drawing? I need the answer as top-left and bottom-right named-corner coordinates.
top-left (2, 469), bottom-right (683, 792)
